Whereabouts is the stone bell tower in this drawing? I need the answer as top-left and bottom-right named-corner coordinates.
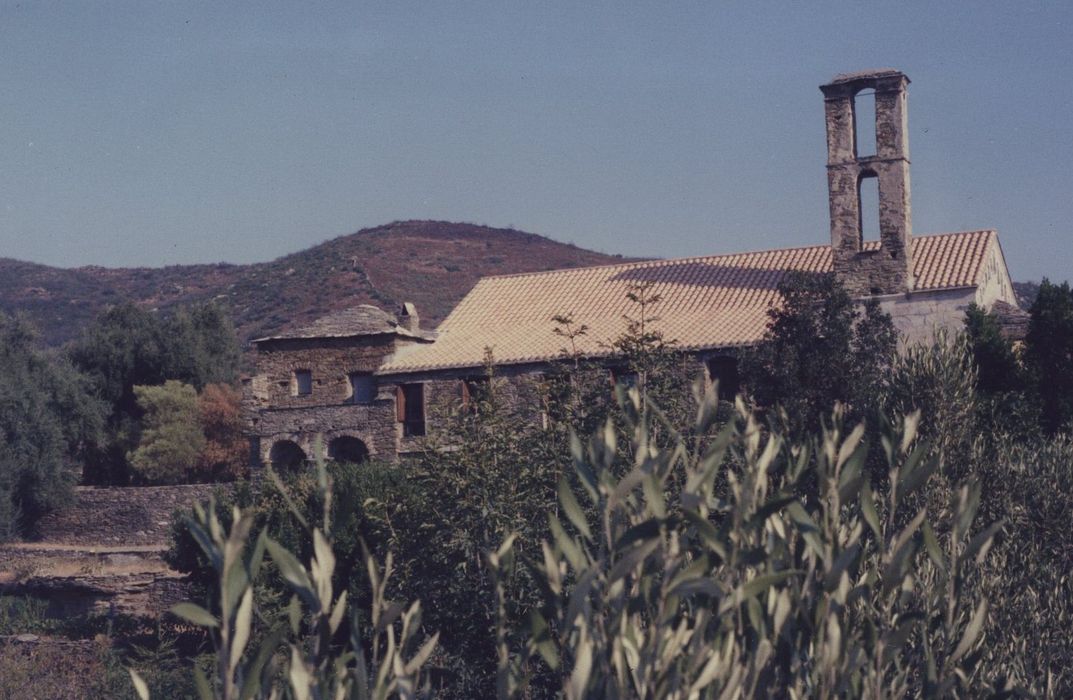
top-left (821, 69), bottom-right (914, 296)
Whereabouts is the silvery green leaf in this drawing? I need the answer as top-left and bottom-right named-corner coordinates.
top-left (171, 602), bottom-right (218, 628)
top-left (129, 669), bottom-right (149, 700)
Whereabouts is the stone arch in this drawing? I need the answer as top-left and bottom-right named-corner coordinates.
top-left (269, 440), bottom-right (306, 470)
top-left (327, 435), bottom-right (369, 464)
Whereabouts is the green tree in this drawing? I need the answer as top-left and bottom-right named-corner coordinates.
top-left (1024, 279), bottom-right (1073, 433)
top-left (163, 302), bottom-right (241, 389)
top-left (964, 303), bottom-right (1022, 395)
top-left (69, 302), bottom-right (240, 484)
top-left (0, 313), bottom-right (104, 538)
top-left (399, 363), bottom-right (560, 697)
top-left (69, 303), bottom-right (169, 484)
top-left (129, 381), bottom-right (205, 484)
top-left (740, 272), bottom-right (898, 435)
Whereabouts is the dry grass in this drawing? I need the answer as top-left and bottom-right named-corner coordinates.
top-left (0, 636), bottom-right (123, 700)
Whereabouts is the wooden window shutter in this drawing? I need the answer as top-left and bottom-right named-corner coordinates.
top-left (396, 385), bottom-right (406, 422)
top-left (460, 380), bottom-right (471, 408)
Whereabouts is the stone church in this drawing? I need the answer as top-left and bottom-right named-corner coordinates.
top-left (245, 69), bottom-right (1018, 467)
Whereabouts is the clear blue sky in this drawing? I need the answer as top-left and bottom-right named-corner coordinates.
top-left (2, 2), bottom-right (1070, 282)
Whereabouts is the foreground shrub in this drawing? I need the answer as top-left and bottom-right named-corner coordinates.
top-left (493, 388), bottom-right (1007, 698)
top-left (140, 458), bottom-right (437, 699)
top-left (885, 330), bottom-right (977, 476)
top-left (976, 434), bottom-right (1073, 694)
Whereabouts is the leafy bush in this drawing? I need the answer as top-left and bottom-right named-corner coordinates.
top-left (140, 458), bottom-right (437, 699)
top-left (0, 313), bottom-right (104, 538)
top-left (129, 381), bottom-right (205, 485)
top-left (493, 388), bottom-right (1006, 698)
top-left (69, 301), bottom-right (240, 485)
top-left (740, 272), bottom-right (898, 436)
top-left (885, 329), bottom-right (977, 476)
top-left (195, 383), bottom-right (248, 482)
top-left (964, 303), bottom-right (1022, 395)
top-left (975, 434), bottom-right (1073, 693)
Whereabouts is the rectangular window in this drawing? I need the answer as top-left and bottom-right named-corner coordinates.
top-left (706, 356), bottom-right (740, 401)
top-left (608, 366), bottom-right (638, 389)
top-left (350, 373), bottom-right (377, 404)
top-left (294, 369), bottom-right (312, 396)
top-left (396, 383), bottom-right (426, 437)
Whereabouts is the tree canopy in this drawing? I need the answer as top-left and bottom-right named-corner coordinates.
top-left (0, 313), bottom-right (105, 538)
top-left (1025, 279), bottom-right (1073, 433)
top-left (68, 301), bottom-right (240, 484)
top-left (739, 272), bottom-right (898, 434)
top-left (128, 381), bottom-right (205, 485)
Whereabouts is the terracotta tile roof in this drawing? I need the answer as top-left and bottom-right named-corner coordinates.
top-left (379, 231), bottom-right (997, 374)
top-left (253, 304), bottom-right (431, 343)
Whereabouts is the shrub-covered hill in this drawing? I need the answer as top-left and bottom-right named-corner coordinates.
top-left (0, 221), bottom-right (631, 346)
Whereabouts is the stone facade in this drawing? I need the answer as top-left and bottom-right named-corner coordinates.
top-left (247, 333), bottom-right (423, 464)
top-left (878, 288), bottom-right (976, 346)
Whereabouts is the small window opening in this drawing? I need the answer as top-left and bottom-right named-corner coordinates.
top-left (853, 89), bottom-right (877, 158)
top-left (608, 366), bottom-right (638, 389)
top-left (397, 383), bottom-right (426, 437)
top-left (294, 370), bottom-right (312, 396)
top-left (858, 174), bottom-right (880, 244)
top-left (349, 373), bottom-right (377, 404)
top-left (706, 356), bottom-right (740, 402)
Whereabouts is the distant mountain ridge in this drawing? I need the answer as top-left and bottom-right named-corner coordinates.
top-left (0, 221), bottom-right (632, 347)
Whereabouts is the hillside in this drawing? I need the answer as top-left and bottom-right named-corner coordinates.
top-left (0, 221), bottom-right (631, 346)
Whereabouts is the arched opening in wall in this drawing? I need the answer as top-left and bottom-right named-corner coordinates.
top-left (327, 436), bottom-right (369, 464)
top-left (853, 89), bottom-right (877, 158)
top-left (269, 440), bottom-right (306, 471)
top-left (858, 173), bottom-right (880, 244)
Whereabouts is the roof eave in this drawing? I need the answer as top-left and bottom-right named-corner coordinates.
top-left (252, 328), bottom-right (436, 345)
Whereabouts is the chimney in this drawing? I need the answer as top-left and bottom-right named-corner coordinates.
top-left (820, 69), bottom-right (914, 296)
top-left (399, 302), bottom-right (419, 332)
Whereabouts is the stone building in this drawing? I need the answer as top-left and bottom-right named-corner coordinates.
top-left (245, 304), bottom-right (434, 466)
top-left (246, 69), bottom-right (1019, 467)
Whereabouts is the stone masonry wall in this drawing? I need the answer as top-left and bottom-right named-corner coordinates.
top-left (822, 71), bottom-right (915, 297)
top-left (248, 335), bottom-right (401, 410)
top-left (249, 334), bottom-right (418, 463)
top-left (31, 484), bottom-right (227, 546)
top-left (878, 287), bottom-right (976, 346)
top-left (256, 401), bottom-right (398, 463)
top-left (974, 241), bottom-right (1018, 308)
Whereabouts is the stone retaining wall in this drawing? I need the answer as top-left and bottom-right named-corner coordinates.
top-left (32, 483), bottom-right (232, 547)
